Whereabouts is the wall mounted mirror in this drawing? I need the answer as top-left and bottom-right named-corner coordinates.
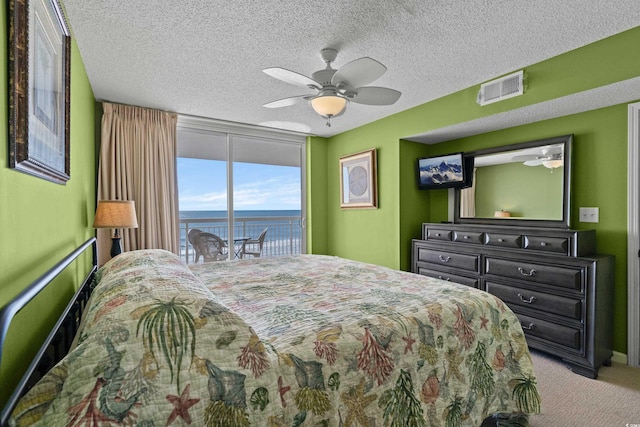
top-left (454, 134), bottom-right (572, 228)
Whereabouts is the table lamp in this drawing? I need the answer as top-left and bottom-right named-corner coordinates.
top-left (494, 210), bottom-right (511, 218)
top-left (93, 200), bottom-right (139, 257)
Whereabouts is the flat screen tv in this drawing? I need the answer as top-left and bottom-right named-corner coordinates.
top-left (417, 152), bottom-right (471, 190)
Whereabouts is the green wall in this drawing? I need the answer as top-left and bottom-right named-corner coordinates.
top-left (324, 120), bottom-right (403, 268)
top-left (0, 2), bottom-right (96, 408)
top-left (399, 139), bottom-right (432, 271)
top-left (315, 26), bottom-right (640, 356)
top-left (306, 136), bottom-right (329, 254)
top-left (474, 162), bottom-right (563, 219)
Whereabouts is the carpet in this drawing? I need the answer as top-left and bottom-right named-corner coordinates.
top-left (529, 350), bottom-right (640, 427)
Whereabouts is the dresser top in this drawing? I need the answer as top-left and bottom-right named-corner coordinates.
top-left (421, 223), bottom-right (596, 257)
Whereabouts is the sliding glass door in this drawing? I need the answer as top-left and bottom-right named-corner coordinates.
top-left (176, 117), bottom-right (305, 264)
top-left (177, 128), bottom-right (228, 264)
top-left (231, 135), bottom-right (303, 259)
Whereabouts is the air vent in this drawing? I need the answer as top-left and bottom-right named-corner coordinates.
top-left (477, 70), bottom-right (524, 106)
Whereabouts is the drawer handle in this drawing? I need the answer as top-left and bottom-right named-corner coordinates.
top-left (498, 238), bottom-right (504, 242)
top-left (517, 293), bottom-right (537, 304)
top-left (439, 255), bottom-right (451, 263)
top-left (521, 322), bottom-right (535, 330)
top-left (463, 235), bottom-right (470, 240)
top-left (437, 275), bottom-right (450, 281)
top-left (540, 241), bottom-right (547, 247)
top-left (434, 233), bottom-right (441, 237)
top-left (517, 267), bottom-right (537, 277)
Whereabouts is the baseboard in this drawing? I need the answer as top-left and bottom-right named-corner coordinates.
top-left (611, 350), bottom-right (627, 365)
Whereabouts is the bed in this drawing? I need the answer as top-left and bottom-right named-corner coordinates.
top-left (4, 247), bottom-right (540, 426)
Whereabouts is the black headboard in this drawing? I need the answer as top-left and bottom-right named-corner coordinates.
top-left (0, 238), bottom-right (97, 426)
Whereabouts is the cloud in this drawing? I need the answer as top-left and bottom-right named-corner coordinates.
top-left (234, 177), bottom-right (300, 208)
top-left (180, 190), bottom-right (227, 210)
top-left (179, 175), bottom-right (300, 211)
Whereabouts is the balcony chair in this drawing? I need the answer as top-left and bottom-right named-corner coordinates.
top-left (187, 228), bottom-right (203, 263)
top-left (240, 227), bottom-right (268, 259)
top-left (195, 232), bottom-right (228, 262)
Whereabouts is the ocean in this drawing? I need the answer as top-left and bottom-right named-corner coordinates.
top-left (180, 210), bottom-right (301, 220)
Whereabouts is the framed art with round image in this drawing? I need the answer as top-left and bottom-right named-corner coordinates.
top-left (339, 148), bottom-right (378, 209)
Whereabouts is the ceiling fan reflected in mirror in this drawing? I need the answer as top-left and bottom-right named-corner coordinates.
top-left (262, 48), bottom-right (402, 127)
top-left (511, 144), bottom-right (564, 169)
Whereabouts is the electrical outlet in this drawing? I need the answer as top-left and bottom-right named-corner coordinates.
top-left (579, 207), bottom-right (599, 223)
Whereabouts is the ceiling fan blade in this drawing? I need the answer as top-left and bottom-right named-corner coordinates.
top-left (263, 67), bottom-right (319, 88)
top-left (523, 159), bottom-right (543, 166)
top-left (543, 145), bottom-right (564, 156)
top-left (350, 87), bottom-right (401, 106)
top-left (511, 154), bottom-right (539, 162)
top-left (332, 57), bottom-right (386, 89)
top-left (263, 95), bottom-right (309, 108)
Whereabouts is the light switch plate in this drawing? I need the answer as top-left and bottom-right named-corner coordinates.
top-left (579, 207), bottom-right (599, 223)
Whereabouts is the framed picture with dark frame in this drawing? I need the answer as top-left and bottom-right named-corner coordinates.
top-left (9, 0), bottom-right (71, 184)
top-left (339, 148), bottom-right (378, 209)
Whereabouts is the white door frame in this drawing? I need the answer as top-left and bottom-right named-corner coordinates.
top-left (627, 102), bottom-right (640, 367)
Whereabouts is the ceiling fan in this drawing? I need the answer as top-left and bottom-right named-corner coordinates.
top-left (511, 145), bottom-right (564, 169)
top-left (262, 48), bottom-right (402, 127)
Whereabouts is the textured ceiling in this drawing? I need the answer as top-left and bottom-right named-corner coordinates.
top-left (60, 0), bottom-right (640, 139)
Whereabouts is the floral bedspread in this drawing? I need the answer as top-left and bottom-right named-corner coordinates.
top-left (11, 250), bottom-right (540, 427)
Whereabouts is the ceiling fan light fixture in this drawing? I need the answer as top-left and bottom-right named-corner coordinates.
top-left (264, 48), bottom-right (400, 128)
top-left (542, 159), bottom-right (563, 169)
top-left (310, 95), bottom-right (347, 118)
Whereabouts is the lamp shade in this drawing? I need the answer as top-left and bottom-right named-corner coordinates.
top-left (494, 210), bottom-right (511, 218)
top-left (310, 95), bottom-right (347, 117)
top-left (93, 200), bottom-right (139, 229)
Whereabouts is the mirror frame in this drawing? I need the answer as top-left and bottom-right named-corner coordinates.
top-left (454, 134), bottom-right (572, 228)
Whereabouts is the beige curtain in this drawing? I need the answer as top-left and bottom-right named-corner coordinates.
top-left (460, 168), bottom-right (477, 218)
top-left (96, 102), bottom-right (179, 265)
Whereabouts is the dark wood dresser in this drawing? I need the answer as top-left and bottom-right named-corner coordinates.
top-left (411, 222), bottom-right (614, 379)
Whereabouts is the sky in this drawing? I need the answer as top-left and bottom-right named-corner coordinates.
top-left (177, 158), bottom-right (301, 211)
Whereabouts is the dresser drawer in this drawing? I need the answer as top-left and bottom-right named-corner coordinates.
top-left (485, 257), bottom-right (582, 291)
top-left (485, 281), bottom-right (582, 320)
top-left (485, 232), bottom-right (522, 249)
top-left (515, 313), bottom-right (581, 350)
top-left (453, 230), bottom-right (485, 245)
top-left (416, 248), bottom-right (480, 273)
top-left (425, 228), bottom-right (452, 242)
top-left (524, 235), bottom-right (569, 254)
top-left (417, 268), bottom-right (479, 288)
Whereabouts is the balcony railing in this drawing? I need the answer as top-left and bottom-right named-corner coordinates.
top-left (179, 215), bottom-right (303, 264)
